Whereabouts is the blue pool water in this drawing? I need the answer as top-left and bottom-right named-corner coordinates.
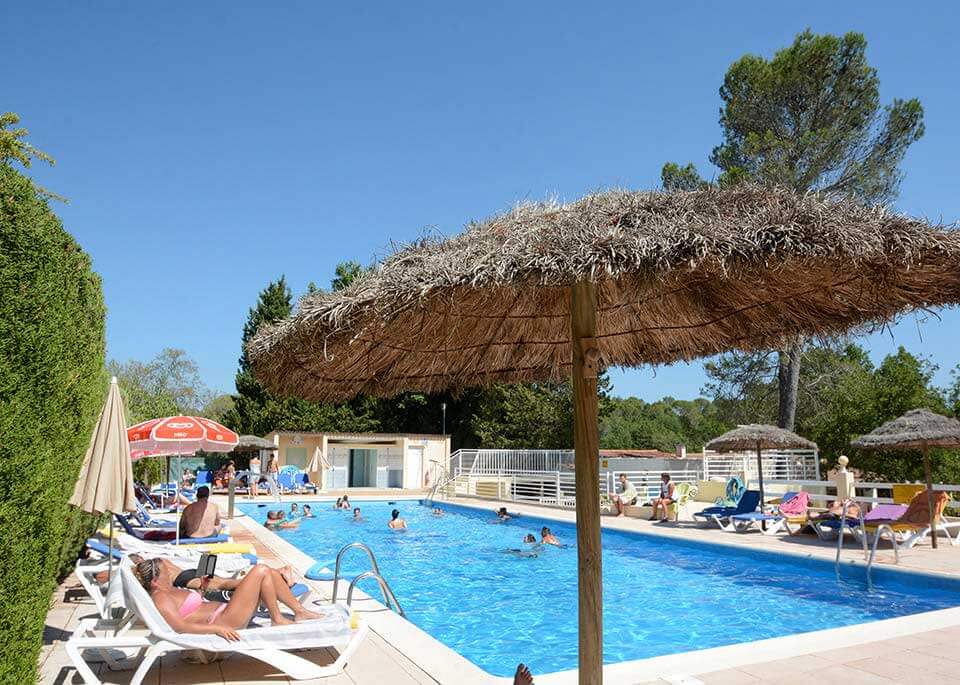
top-left (240, 500), bottom-right (960, 676)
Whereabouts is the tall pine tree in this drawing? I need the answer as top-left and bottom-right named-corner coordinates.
top-left (227, 277), bottom-right (293, 435)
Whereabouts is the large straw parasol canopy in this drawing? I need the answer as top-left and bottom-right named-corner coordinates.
top-left (234, 434), bottom-right (277, 451)
top-left (250, 186), bottom-right (960, 402)
top-left (249, 185), bottom-right (960, 685)
top-left (706, 424), bottom-right (817, 518)
top-left (705, 424), bottom-right (817, 452)
top-left (852, 408), bottom-right (960, 549)
top-left (850, 408), bottom-right (960, 451)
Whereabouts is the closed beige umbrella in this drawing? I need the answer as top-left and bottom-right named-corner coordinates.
top-left (69, 377), bottom-right (136, 515)
top-left (69, 376), bottom-right (136, 594)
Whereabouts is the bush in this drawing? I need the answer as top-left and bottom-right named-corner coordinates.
top-left (0, 164), bottom-right (106, 682)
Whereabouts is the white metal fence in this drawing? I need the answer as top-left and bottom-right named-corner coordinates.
top-left (444, 468), bottom-right (700, 510)
top-left (452, 449), bottom-right (575, 474)
top-left (703, 449), bottom-right (820, 482)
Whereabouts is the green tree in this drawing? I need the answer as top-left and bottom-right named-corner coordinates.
top-left (665, 30), bottom-right (924, 429)
top-left (471, 374), bottom-right (612, 449)
top-left (226, 277), bottom-right (293, 435)
top-left (330, 260), bottom-right (367, 291)
top-left (109, 348), bottom-right (214, 483)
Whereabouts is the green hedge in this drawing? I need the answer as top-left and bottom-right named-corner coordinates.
top-left (0, 164), bottom-right (106, 682)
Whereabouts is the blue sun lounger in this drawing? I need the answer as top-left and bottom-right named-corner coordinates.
top-left (694, 490), bottom-right (761, 529)
top-left (114, 514), bottom-right (229, 545)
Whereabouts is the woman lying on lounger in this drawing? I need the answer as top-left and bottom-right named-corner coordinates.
top-left (133, 558), bottom-right (321, 640)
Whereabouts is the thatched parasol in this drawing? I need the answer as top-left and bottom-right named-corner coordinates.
top-left (234, 434), bottom-right (277, 451)
top-left (249, 186), bottom-right (960, 685)
top-left (705, 424), bottom-right (817, 528)
top-left (851, 408), bottom-right (960, 549)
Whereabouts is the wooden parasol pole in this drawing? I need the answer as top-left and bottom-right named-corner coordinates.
top-left (922, 441), bottom-right (938, 550)
top-left (571, 280), bottom-right (603, 685)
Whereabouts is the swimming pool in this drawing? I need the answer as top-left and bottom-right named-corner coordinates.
top-left (240, 499), bottom-right (960, 677)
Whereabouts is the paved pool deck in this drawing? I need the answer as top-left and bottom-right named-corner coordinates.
top-left (40, 493), bottom-right (960, 684)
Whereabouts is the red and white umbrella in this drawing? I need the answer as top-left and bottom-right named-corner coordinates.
top-left (128, 416), bottom-right (239, 454)
top-left (127, 416), bottom-right (238, 544)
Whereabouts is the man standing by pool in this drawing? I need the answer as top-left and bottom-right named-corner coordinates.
top-left (612, 473), bottom-right (638, 516)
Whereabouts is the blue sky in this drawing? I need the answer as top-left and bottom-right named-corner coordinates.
top-left (8, 1), bottom-right (959, 400)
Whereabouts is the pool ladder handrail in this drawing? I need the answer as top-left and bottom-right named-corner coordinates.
top-left (346, 571), bottom-right (405, 617)
top-left (329, 542), bottom-right (405, 617)
top-left (835, 498), bottom-right (872, 590)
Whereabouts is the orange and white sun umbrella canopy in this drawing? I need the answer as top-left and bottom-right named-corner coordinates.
top-left (127, 416), bottom-right (239, 455)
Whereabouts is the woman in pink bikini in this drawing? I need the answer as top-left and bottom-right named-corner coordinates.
top-left (132, 558), bottom-right (319, 639)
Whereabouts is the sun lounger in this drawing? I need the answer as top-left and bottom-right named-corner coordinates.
top-left (810, 502), bottom-right (905, 540)
top-left (863, 491), bottom-right (954, 561)
top-left (131, 501), bottom-right (178, 528)
top-left (694, 490), bottom-right (761, 528)
top-left (66, 556), bottom-right (368, 684)
top-left (114, 513), bottom-right (229, 544)
top-left (723, 491), bottom-right (811, 535)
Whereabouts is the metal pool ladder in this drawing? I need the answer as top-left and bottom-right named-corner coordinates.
top-left (835, 499), bottom-right (872, 591)
top-left (330, 542), bottom-right (405, 617)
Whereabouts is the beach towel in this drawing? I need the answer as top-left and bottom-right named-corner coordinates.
top-left (779, 491), bottom-right (809, 516)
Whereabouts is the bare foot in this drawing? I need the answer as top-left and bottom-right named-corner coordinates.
top-left (513, 663), bottom-right (534, 685)
top-left (294, 608), bottom-right (322, 621)
top-left (271, 615), bottom-right (295, 626)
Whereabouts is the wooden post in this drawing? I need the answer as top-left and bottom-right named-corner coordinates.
top-left (571, 280), bottom-right (602, 685)
top-left (923, 443), bottom-right (938, 549)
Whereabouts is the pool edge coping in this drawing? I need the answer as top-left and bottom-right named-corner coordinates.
top-left (229, 496), bottom-right (960, 684)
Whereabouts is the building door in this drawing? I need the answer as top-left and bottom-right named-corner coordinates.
top-left (349, 449), bottom-right (378, 487)
top-left (406, 446), bottom-right (424, 489)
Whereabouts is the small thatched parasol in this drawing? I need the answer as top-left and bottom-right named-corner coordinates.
top-left (851, 408), bottom-right (960, 549)
top-left (249, 186), bottom-right (960, 685)
top-left (234, 434), bottom-right (277, 451)
top-left (705, 424), bottom-right (817, 527)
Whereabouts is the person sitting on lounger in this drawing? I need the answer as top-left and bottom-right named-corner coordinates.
top-left (649, 473), bottom-right (675, 522)
top-left (132, 557), bottom-right (320, 639)
top-left (388, 509), bottom-right (407, 529)
top-left (612, 473), bottom-right (638, 517)
top-left (540, 527), bottom-right (560, 546)
top-left (179, 486), bottom-right (221, 539)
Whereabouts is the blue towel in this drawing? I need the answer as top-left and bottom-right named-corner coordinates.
top-left (86, 538), bottom-right (124, 560)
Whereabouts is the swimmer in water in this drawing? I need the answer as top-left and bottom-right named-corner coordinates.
top-left (540, 526), bottom-right (560, 546)
top-left (334, 497), bottom-right (342, 510)
top-left (339, 495), bottom-right (351, 510)
top-left (352, 507), bottom-right (362, 521)
top-left (302, 504), bottom-right (314, 518)
top-left (388, 509), bottom-right (407, 529)
top-left (504, 533), bottom-right (540, 558)
top-left (496, 506), bottom-right (511, 521)
top-left (432, 507), bottom-right (443, 516)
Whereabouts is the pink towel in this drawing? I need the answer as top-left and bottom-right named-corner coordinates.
top-left (779, 492), bottom-right (810, 516)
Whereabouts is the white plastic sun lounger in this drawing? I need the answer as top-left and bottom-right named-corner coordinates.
top-left (78, 540), bottom-right (256, 620)
top-left (66, 557), bottom-right (368, 684)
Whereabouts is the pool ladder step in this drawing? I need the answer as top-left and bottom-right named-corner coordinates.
top-left (330, 542), bottom-right (405, 617)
